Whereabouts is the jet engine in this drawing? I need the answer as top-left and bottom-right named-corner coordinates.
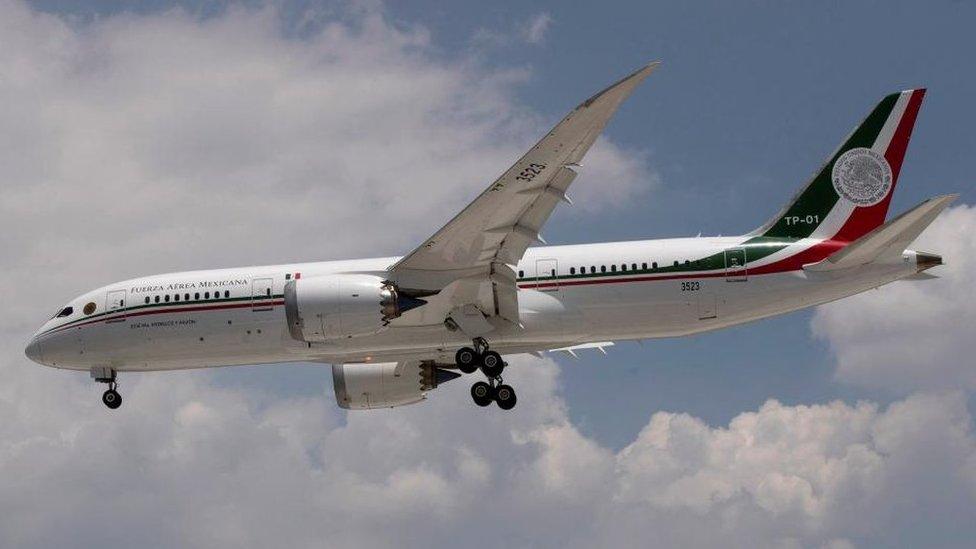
top-left (283, 274), bottom-right (425, 342)
top-left (331, 362), bottom-right (461, 410)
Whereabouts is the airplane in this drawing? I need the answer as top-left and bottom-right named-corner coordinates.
top-left (25, 62), bottom-right (956, 412)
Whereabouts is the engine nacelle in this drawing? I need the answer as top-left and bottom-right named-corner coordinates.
top-left (284, 274), bottom-right (423, 342)
top-left (331, 362), bottom-right (461, 410)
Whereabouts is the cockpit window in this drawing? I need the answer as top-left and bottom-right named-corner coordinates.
top-left (54, 306), bottom-right (73, 318)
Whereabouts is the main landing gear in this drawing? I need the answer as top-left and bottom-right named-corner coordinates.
top-left (91, 367), bottom-right (122, 410)
top-left (456, 338), bottom-right (516, 410)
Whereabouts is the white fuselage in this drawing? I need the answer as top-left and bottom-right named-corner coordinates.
top-left (26, 235), bottom-right (921, 373)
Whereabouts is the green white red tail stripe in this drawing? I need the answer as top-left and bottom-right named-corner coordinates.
top-left (752, 89), bottom-right (924, 241)
top-left (740, 88), bottom-right (926, 272)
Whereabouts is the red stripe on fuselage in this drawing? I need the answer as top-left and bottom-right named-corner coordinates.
top-left (519, 238), bottom-right (850, 290)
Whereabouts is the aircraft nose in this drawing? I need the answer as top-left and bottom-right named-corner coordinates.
top-left (25, 337), bottom-right (45, 366)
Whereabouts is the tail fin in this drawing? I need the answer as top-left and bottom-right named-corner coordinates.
top-left (751, 89), bottom-right (926, 242)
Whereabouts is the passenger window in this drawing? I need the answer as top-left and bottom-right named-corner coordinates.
top-left (518, 270), bottom-right (524, 278)
top-left (155, 295), bottom-right (160, 303)
top-left (174, 294), bottom-right (180, 302)
top-left (684, 260), bottom-right (690, 266)
top-left (611, 265), bottom-right (617, 272)
top-left (205, 292), bottom-right (210, 299)
top-left (590, 266), bottom-right (596, 274)
top-left (653, 262), bottom-right (658, 269)
top-left (144, 297), bottom-right (150, 304)
top-left (632, 263), bottom-right (637, 270)
top-left (194, 292), bottom-right (200, 300)
top-left (224, 291), bottom-right (230, 298)
top-left (184, 293), bottom-right (190, 301)
top-left (642, 262), bottom-right (648, 270)
top-left (164, 295), bottom-right (170, 302)
top-left (570, 267), bottom-right (575, 275)
top-left (601, 265), bottom-right (606, 273)
top-left (673, 261), bottom-right (679, 267)
top-left (621, 264), bottom-right (627, 272)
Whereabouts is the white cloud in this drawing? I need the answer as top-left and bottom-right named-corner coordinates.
top-left (0, 0), bottom-right (651, 331)
top-left (812, 204), bottom-right (976, 392)
top-left (522, 12), bottom-right (553, 44)
top-left (471, 11), bottom-right (553, 49)
top-left (3, 347), bottom-right (976, 548)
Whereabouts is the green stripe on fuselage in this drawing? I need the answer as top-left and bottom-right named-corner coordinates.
top-left (520, 237), bottom-right (795, 283)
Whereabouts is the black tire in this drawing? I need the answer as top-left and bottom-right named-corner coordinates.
top-left (102, 389), bottom-right (122, 410)
top-left (480, 350), bottom-right (504, 378)
top-left (470, 381), bottom-right (493, 407)
top-left (456, 347), bottom-right (479, 374)
top-left (494, 384), bottom-right (516, 410)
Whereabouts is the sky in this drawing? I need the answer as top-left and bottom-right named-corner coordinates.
top-left (2, 0), bottom-right (976, 547)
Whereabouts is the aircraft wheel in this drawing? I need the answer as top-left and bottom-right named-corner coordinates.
top-left (471, 381), bottom-right (493, 407)
top-left (494, 384), bottom-right (516, 410)
top-left (480, 351), bottom-right (504, 378)
top-left (456, 347), bottom-right (479, 374)
top-left (102, 389), bottom-right (122, 410)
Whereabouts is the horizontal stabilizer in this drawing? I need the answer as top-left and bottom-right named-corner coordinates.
top-left (805, 194), bottom-right (957, 271)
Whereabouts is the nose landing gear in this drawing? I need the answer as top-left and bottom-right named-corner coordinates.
top-left (91, 367), bottom-right (122, 410)
top-left (457, 339), bottom-right (517, 410)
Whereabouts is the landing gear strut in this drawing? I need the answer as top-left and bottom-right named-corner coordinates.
top-left (91, 367), bottom-right (122, 410)
top-left (457, 338), bottom-right (516, 410)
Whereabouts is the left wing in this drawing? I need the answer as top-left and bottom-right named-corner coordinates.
top-left (388, 62), bottom-right (658, 327)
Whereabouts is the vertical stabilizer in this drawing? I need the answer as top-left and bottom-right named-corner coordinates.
top-left (751, 89), bottom-right (926, 242)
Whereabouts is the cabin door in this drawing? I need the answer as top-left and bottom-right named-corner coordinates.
top-left (251, 278), bottom-right (275, 311)
top-left (724, 248), bottom-right (748, 282)
top-left (105, 290), bottom-right (127, 323)
top-left (535, 259), bottom-right (559, 292)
